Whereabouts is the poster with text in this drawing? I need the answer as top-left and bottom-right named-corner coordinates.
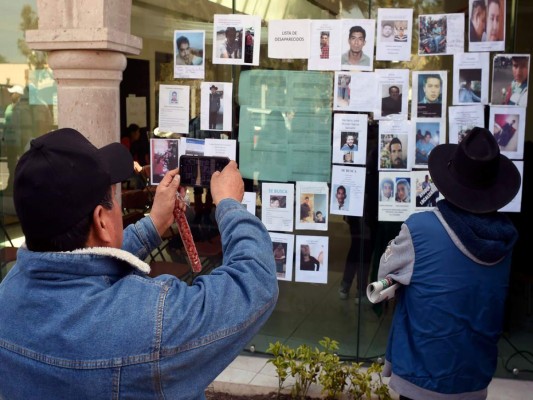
top-left (378, 171), bottom-right (413, 222)
top-left (295, 181), bottom-right (329, 231)
top-left (411, 70), bottom-right (448, 120)
top-left (488, 106), bottom-right (526, 159)
top-left (376, 8), bottom-right (413, 61)
top-left (490, 54), bottom-right (530, 107)
top-left (200, 82), bottom-right (233, 132)
top-left (453, 52), bottom-right (490, 105)
top-left (332, 113), bottom-right (368, 165)
top-left (418, 13), bottom-right (464, 56)
top-left (374, 69), bottom-right (410, 119)
top-left (378, 119), bottom-right (412, 171)
top-left (150, 138), bottom-right (180, 185)
top-left (270, 232), bottom-right (295, 281)
top-left (308, 19), bottom-right (342, 71)
top-left (469, 0), bottom-right (506, 52)
top-left (330, 165), bottom-right (366, 217)
top-left (158, 84), bottom-right (190, 134)
top-left (174, 30), bottom-right (205, 79)
top-left (213, 14), bottom-right (262, 65)
top-left (295, 235), bottom-right (329, 284)
top-left (261, 182), bottom-right (295, 232)
top-left (268, 19), bottom-right (311, 59)
top-left (448, 105), bottom-right (485, 144)
top-left (411, 119), bottom-right (446, 168)
top-left (334, 71), bottom-right (377, 112)
top-left (412, 170), bottom-right (440, 211)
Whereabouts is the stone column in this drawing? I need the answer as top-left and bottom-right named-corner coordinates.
top-left (25, 0), bottom-right (142, 147)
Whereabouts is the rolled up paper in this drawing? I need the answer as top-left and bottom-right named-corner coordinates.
top-left (366, 278), bottom-right (399, 304)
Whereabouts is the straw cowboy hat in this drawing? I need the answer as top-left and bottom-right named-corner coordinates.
top-left (428, 127), bottom-right (520, 213)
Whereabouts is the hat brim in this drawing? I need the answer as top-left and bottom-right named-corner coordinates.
top-left (428, 144), bottom-right (521, 213)
top-left (99, 143), bottom-right (134, 184)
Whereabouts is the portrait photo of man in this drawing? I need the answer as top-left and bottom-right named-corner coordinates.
top-left (320, 31), bottom-right (330, 59)
top-left (417, 73), bottom-right (443, 118)
top-left (341, 26), bottom-right (370, 67)
top-left (491, 55), bottom-right (529, 107)
top-left (175, 34), bottom-right (204, 66)
top-left (381, 85), bottom-right (402, 116)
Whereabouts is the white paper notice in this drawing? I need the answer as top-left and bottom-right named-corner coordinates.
top-left (378, 171), bottom-right (413, 222)
top-left (200, 82), bottom-right (233, 132)
top-left (270, 232), bottom-right (295, 281)
top-left (268, 19), bottom-right (310, 59)
top-left (334, 71), bottom-right (377, 112)
top-left (158, 85), bottom-right (190, 134)
top-left (448, 105), bottom-right (485, 144)
top-left (418, 13), bottom-right (465, 56)
top-left (411, 119), bottom-right (446, 169)
top-left (126, 95), bottom-right (147, 128)
top-left (332, 113), bottom-right (368, 165)
top-left (204, 138), bottom-right (237, 160)
top-left (469, 0), bottom-right (506, 53)
top-left (411, 71), bottom-right (448, 120)
top-left (488, 106), bottom-right (526, 159)
top-left (378, 119), bottom-right (412, 171)
top-left (375, 8), bottom-right (413, 61)
top-left (374, 69), bottom-right (410, 119)
top-left (241, 192), bottom-right (257, 215)
top-left (412, 170), bottom-right (440, 211)
top-left (295, 181), bottom-right (329, 231)
top-left (173, 30), bottom-right (205, 80)
top-left (295, 235), bottom-right (329, 284)
top-left (340, 19), bottom-right (375, 72)
top-left (261, 182), bottom-right (295, 232)
top-left (212, 14), bottom-right (262, 66)
top-left (453, 52), bottom-right (490, 105)
top-left (308, 20), bottom-right (342, 71)
top-left (330, 165), bottom-right (366, 217)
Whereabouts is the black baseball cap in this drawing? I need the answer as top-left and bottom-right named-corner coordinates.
top-left (14, 128), bottom-right (133, 238)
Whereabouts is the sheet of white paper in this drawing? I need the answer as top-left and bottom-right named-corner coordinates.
top-left (378, 119), bottom-right (412, 171)
top-left (212, 15), bottom-right (262, 66)
top-left (261, 182), bottom-right (295, 232)
top-left (204, 138), bottom-right (237, 160)
top-left (340, 19), bottom-right (375, 72)
top-left (453, 52), bottom-right (490, 105)
top-left (375, 8), bottom-right (413, 61)
top-left (411, 170), bottom-right (441, 211)
top-left (173, 30), bottom-right (205, 79)
top-left (499, 161), bottom-right (523, 213)
top-left (411, 70), bottom-right (448, 120)
top-left (378, 171), bottom-right (413, 222)
top-left (418, 13), bottom-right (465, 56)
top-left (295, 235), bottom-right (329, 284)
top-left (330, 165), bottom-right (366, 217)
top-left (488, 106), bottom-right (526, 159)
top-left (374, 69), bottom-right (410, 119)
top-left (468, 0), bottom-right (506, 52)
top-left (150, 138), bottom-right (180, 185)
top-left (448, 105), bottom-right (485, 144)
top-left (332, 113), bottom-right (368, 165)
top-left (491, 54), bottom-right (530, 108)
top-left (241, 192), bottom-right (257, 215)
top-left (334, 71), bottom-right (377, 112)
top-left (270, 232), bottom-right (295, 282)
top-left (268, 19), bottom-right (311, 59)
top-left (411, 119), bottom-right (446, 169)
top-left (200, 82), bottom-right (232, 132)
top-left (295, 181), bottom-right (329, 231)
top-left (307, 20), bottom-right (342, 71)
top-left (158, 85), bottom-right (190, 134)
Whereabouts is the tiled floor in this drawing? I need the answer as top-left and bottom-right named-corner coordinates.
top-left (213, 354), bottom-right (533, 399)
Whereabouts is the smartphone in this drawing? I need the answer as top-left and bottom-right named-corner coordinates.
top-left (179, 155), bottom-right (230, 187)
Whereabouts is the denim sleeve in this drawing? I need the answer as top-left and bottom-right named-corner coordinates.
top-left (154, 198), bottom-right (279, 397)
top-left (121, 216), bottom-right (162, 260)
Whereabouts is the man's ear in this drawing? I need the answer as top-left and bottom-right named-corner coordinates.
top-left (86, 205), bottom-right (112, 247)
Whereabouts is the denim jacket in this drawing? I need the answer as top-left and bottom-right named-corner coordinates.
top-left (0, 199), bottom-right (278, 399)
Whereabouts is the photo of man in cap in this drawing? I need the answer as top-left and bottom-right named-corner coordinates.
top-left (375, 127), bottom-right (521, 400)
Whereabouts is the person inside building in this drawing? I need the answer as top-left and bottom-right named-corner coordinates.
top-left (0, 128), bottom-right (278, 398)
top-left (375, 127), bottom-right (521, 400)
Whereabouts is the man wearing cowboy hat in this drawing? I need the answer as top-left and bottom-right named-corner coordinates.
top-left (375, 127), bottom-right (521, 400)
top-left (209, 84), bottom-right (221, 129)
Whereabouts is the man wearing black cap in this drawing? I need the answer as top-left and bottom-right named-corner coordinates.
top-left (0, 128), bottom-right (278, 398)
top-left (374, 127), bottom-right (521, 399)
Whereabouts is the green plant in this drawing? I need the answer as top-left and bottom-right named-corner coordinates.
top-left (267, 337), bottom-right (391, 400)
